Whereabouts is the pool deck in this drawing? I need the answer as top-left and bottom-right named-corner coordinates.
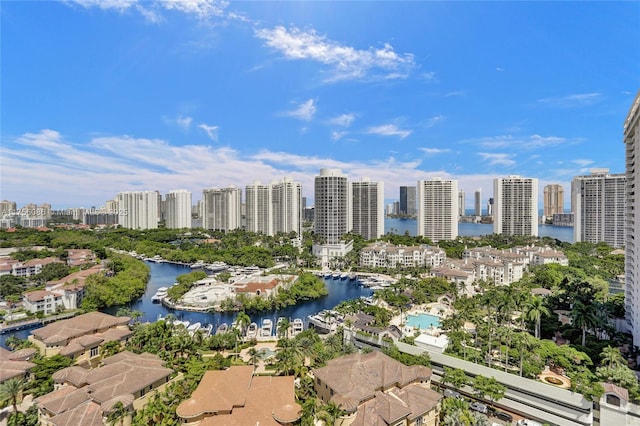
top-left (391, 302), bottom-right (454, 337)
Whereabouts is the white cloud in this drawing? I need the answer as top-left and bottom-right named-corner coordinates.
top-left (572, 159), bottom-right (594, 167)
top-left (537, 93), bottom-right (602, 108)
top-left (365, 124), bottom-right (412, 139)
top-left (478, 152), bottom-right (517, 167)
top-left (328, 113), bottom-right (355, 128)
top-left (331, 131), bottom-right (348, 141)
top-left (65, 0), bottom-right (228, 21)
top-left (284, 99), bottom-right (317, 122)
top-left (175, 114), bottom-right (193, 130)
top-left (426, 114), bottom-right (445, 128)
top-left (496, 67), bottom-right (504, 72)
top-left (198, 123), bottom-right (219, 141)
top-left (420, 147), bottom-right (451, 156)
top-left (2, 129), bottom-right (528, 207)
top-left (465, 134), bottom-right (567, 150)
top-left (254, 26), bottom-right (416, 82)
top-left (444, 90), bottom-right (465, 97)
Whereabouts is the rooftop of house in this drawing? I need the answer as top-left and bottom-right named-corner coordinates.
top-left (31, 312), bottom-right (130, 345)
top-left (47, 264), bottom-right (104, 289)
top-left (313, 351), bottom-right (432, 411)
top-left (39, 351), bottom-right (172, 426)
top-left (177, 365), bottom-right (302, 425)
top-left (0, 347), bottom-right (36, 383)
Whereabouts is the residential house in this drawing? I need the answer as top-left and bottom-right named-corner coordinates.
top-left (176, 365), bottom-right (302, 425)
top-left (312, 351), bottom-right (442, 426)
top-left (360, 243), bottom-right (446, 269)
top-left (36, 351), bottom-right (173, 426)
top-left (0, 346), bottom-right (37, 384)
top-left (29, 312), bottom-right (132, 362)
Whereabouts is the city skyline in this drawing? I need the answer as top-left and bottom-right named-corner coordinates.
top-left (2, 2), bottom-right (639, 208)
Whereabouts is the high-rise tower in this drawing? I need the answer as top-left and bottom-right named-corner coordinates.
top-left (399, 186), bottom-right (417, 216)
top-left (572, 169), bottom-right (625, 248)
top-left (624, 92), bottom-right (640, 343)
top-left (493, 176), bottom-right (538, 236)
top-left (352, 178), bottom-right (384, 240)
top-left (543, 184), bottom-right (564, 218)
top-left (117, 191), bottom-right (159, 230)
top-left (165, 189), bottom-right (192, 229)
top-left (417, 177), bottom-right (458, 242)
top-left (202, 187), bottom-right (242, 231)
top-left (314, 169), bottom-right (349, 244)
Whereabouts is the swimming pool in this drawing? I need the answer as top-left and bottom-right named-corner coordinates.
top-left (406, 313), bottom-right (441, 329)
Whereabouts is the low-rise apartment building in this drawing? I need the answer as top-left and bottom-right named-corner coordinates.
top-left (360, 242), bottom-right (446, 269)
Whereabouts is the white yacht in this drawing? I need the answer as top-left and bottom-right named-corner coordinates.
top-left (191, 260), bottom-right (206, 269)
top-left (151, 287), bottom-right (169, 302)
top-left (216, 323), bottom-right (229, 334)
top-left (291, 318), bottom-right (304, 336)
top-left (261, 319), bottom-right (273, 337)
top-left (307, 310), bottom-right (342, 334)
top-left (246, 322), bottom-right (258, 339)
top-left (275, 317), bottom-right (288, 337)
top-left (187, 322), bottom-right (201, 335)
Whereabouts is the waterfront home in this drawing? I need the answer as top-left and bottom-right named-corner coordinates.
top-left (65, 249), bottom-right (96, 267)
top-left (359, 242), bottom-right (447, 269)
top-left (29, 312), bottom-right (132, 362)
top-left (176, 365), bottom-right (301, 425)
top-left (36, 351), bottom-right (173, 426)
top-left (22, 264), bottom-right (105, 314)
top-left (342, 312), bottom-right (402, 351)
top-left (0, 256), bottom-right (62, 277)
top-left (232, 274), bottom-right (297, 298)
top-left (312, 351), bottom-right (442, 426)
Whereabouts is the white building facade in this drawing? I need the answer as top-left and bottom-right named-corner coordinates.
top-left (417, 177), bottom-right (458, 242)
top-left (351, 178), bottom-right (384, 241)
top-left (245, 181), bottom-right (273, 235)
top-left (625, 92), bottom-right (640, 343)
top-left (272, 177), bottom-right (303, 237)
top-left (314, 169), bottom-right (350, 244)
top-left (116, 191), bottom-right (159, 230)
top-left (572, 169), bottom-right (626, 248)
top-left (165, 189), bottom-right (192, 229)
top-left (493, 176), bottom-right (538, 236)
top-left (202, 187), bottom-right (242, 231)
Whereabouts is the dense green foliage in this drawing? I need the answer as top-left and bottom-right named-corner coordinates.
top-left (27, 355), bottom-right (74, 397)
top-left (81, 254), bottom-right (150, 309)
top-left (166, 271), bottom-right (207, 301)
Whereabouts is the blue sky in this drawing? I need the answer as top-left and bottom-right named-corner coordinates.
top-left (2, 1), bottom-right (639, 209)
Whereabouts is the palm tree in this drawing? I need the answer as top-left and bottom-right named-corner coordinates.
top-left (316, 401), bottom-right (344, 426)
top-left (515, 332), bottom-right (539, 377)
top-left (441, 408), bottom-right (467, 426)
top-left (106, 401), bottom-right (128, 426)
top-left (248, 347), bottom-right (260, 371)
top-left (277, 318), bottom-right (291, 340)
top-left (0, 378), bottom-right (25, 414)
top-left (571, 300), bottom-right (598, 346)
top-left (600, 346), bottom-right (626, 368)
top-left (525, 295), bottom-right (550, 339)
top-left (235, 311), bottom-right (251, 336)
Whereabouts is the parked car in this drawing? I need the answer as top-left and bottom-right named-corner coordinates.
top-left (470, 401), bottom-right (488, 414)
top-left (444, 389), bottom-right (463, 400)
top-left (494, 410), bottom-right (513, 422)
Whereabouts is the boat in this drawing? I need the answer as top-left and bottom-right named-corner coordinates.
top-left (340, 273), bottom-right (349, 280)
top-left (150, 255), bottom-right (164, 263)
top-left (174, 320), bottom-right (190, 329)
top-left (348, 272), bottom-right (357, 280)
top-left (246, 322), bottom-right (258, 339)
top-left (187, 322), bottom-right (201, 335)
top-left (291, 318), bottom-right (304, 336)
top-left (360, 295), bottom-right (375, 305)
top-left (216, 323), bottom-right (229, 334)
top-left (332, 271), bottom-right (341, 278)
top-left (261, 319), bottom-right (273, 337)
top-left (307, 310), bottom-right (342, 334)
top-left (206, 261), bottom-right (228, 273)
top-left (323, 272), bottom-right (332, 279)
top-left (191, 260), bottom-right (206, 269)
top-left (151, 287), bottom-right (169, 302)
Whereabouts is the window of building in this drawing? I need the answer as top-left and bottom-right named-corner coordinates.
top-left (606, 394), bottom-right (621, 407)
top-left (90, 346), bottom-right (99, 358)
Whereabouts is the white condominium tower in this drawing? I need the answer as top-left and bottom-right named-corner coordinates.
top-left (572, 169), bottom-right (626, 248)
top-left (246, 178), bottom-right (303, 237)
top-left (417, 177), bottom-right (458, 242)
top-left (117, 191), bottom-right (159, 230)
top-left (245, 181), bottom-right (273, 235)
top-left (493, 176), bottom-right (538, 236)
top-left (272, 177), bottom-right (303, 237)
top-left (543, 184), bottom-right (564, 217)
top-left (624, 92), bottom-right (640, 344)
top-left (202, 186), bottom-right (242, 231)
top-left (165, 190), bottom-right (192, 229)
top-left (314, 168), bottom-right (350, 244)
top-left (351, 178), bottom-right (384, 241)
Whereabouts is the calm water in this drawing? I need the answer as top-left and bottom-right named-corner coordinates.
top-left (1, 262), bottom-right (372, 347)
top-left (385, 218), bottom-right (574, 243)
